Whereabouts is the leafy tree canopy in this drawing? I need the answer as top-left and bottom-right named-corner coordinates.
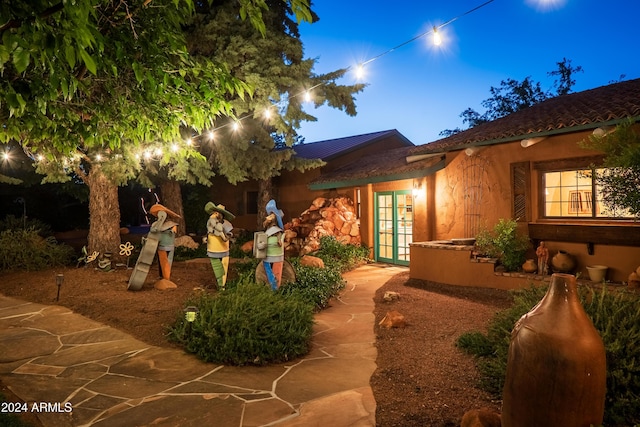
top-left (440, 58), bottom-right (583, 137)
top-left (0, 0), bottom-right (313, 186)
top-left (581, 119), bottom-right (640, 217)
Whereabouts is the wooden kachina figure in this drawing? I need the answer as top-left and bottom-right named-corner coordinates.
top-left (257, 199), bottom-right (285, 290)
top-left (536, 241), bottom-right (549, 275)
top-left (205, 202), bottom-right (235, 290)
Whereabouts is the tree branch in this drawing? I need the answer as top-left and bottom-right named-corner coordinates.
top-left (0, 2), bottom-right (64, 34)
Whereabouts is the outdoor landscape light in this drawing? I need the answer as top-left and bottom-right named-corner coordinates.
top-left (184, 306), bottom-right (199, 323)
top-left (55, 273), bottom-right (64, 301)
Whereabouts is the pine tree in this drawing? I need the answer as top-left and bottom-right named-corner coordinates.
top-left (186, 0), bottom-right (365, 225)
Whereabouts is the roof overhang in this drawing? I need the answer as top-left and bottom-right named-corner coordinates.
top-left (309, 155), bottom-right (445, 190)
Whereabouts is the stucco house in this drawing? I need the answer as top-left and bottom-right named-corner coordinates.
top-left (211, 129), bottom-right (414, 231)
top-left (308, 78), bottom-right (640, 287)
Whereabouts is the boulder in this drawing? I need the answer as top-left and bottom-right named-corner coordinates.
top-left (175, 235), bottom-right (199, 249)
top-left (460, 408), bottom-right (501, 427)
top-left (240, 240), bottom-right (254, 253)
top-left (300, 255), bottom-right (325, 269)
top-left (378, 310), bottom-right (406, 329)
top-left (154, 278), bottom-right (178, 290)
top-left (383, 291), bottom-right (400, 302)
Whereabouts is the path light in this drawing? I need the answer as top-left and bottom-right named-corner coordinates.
top-left (184, 306), bottom-right (199, 323)
top-left (56, 273), bottom-right (64, 302)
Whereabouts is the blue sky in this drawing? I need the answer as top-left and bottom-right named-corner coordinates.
top-left (296, 0), bottom-right (640, 145)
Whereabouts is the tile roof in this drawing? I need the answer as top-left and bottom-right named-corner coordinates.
top-left (293, 129), bottom-right (413, 160)
top-left (409, 77), bottom-right (640, 155)
top-left (309, 145), bottom-right (443, 190)
top-left (309, 78), bottom-right (640, 188)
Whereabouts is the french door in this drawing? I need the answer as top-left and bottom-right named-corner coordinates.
top-left (375, 191), bottom-right (412, 265)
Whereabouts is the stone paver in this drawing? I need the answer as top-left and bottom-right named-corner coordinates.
top-left (0, 263), bottom-right (407, 426)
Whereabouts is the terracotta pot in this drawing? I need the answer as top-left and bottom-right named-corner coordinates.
top-left (502, 273), bottom-right (606, 427)
top-left (522, 259), bottom-right (537, 273)
top-left (551, 250), bottom-right (575, 273)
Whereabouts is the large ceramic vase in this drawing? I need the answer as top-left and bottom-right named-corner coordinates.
top-left (501, 273), bottom-right (606, 427)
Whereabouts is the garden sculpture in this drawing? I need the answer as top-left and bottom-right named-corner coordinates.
top-left (205, 202), bottom-right (235, 290)
top-left (536, 240), bottom-right (549, 275)
top-left (256, 199), bottom-right (285, 290)
top-left (128, 203), bottom-right (181, 291)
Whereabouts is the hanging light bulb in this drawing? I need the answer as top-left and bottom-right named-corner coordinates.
top-left (433, 26), bottom-right (442, 46)
top-left (186, 138), bottom-right (193, 146)
top-left (264, 109), bottom-right (272, 120)
top-left (95, 154), bottom-right (102, 161)
top-left (171, 143), bottom-right (179, 152)
top-left (232, 121), bottom-right (240, 131)
top-left (304, 90), bottom-right (312, 103)
top-left (207, 130), bottom-right (215, 141)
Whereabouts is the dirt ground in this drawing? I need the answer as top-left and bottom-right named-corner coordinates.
top-left (0, 261), bottom-right (513, 427)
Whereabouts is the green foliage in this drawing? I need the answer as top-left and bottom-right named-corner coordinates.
top-left (0, 228), bottom-right (75, 271)
top-left (457, 284), bottom-right (640, 426)
top-left (581, 119), bottom-right (640, 217)
top-left (168, 278), bottom-right (314, 365)
top-left (314, 236), bottom-right (370, 272)
top-left (0, 214), bottom-right (52, 236)
top-left (474, 218), bottom-right (530, 272)
top-left (281, 258), bottom-right (345, 310)
top-left (173, 244), bottom-right (208, 262)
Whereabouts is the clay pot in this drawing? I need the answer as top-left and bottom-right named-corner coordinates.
top-left (551, 250), bottom-right (575, 273)
top-left (629, 272), bottom-right (640, 291)
top-left (522, 259), bottom-right (537, 273)
top-left (502, 273), bottom-right (606, 427)
top-left (586, 265), bottom-right (608, 282)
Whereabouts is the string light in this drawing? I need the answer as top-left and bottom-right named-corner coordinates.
top-left (22, 0), bottom-right (494, 166)
top-left (432, 27), bottom-right (442, 46)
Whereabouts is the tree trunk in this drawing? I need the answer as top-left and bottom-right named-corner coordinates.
top-left (86, 165), bottom-right (122, 258)
top-left (159, 179), bottom-right (186, 236)
top-left (257, 177), bottom-right (273, 230)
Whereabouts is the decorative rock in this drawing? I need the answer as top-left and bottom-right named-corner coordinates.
top-left (628, 272), bottom-right (640, 290)
top-left (175, 235), bottom-right (199, 249)
top-left (461, 409), bottom-right (502, 427)
top-left (240, 240), bottom-right (254, 253)
top-left (283, 196), bottom-right (361, 256)
top-left (154, 278), bottom-right (178, 290)
top-left (300, 255), bottom-right (325, 268)
top-left (378, 310), bottom-right (406, 329)
top-left (383, 291), bottom-right (400, 302)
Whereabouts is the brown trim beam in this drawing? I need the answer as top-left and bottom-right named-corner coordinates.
top-left (528, 223), bottom-right (640, 246)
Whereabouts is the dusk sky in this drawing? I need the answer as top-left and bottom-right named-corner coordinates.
top-left (296, 0), bottom-right (640, 146)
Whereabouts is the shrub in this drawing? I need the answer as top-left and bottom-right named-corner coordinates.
top-left (0, 228), bottom-right (75, 271)
top-left (0, 214), bottom-right (53, 236)
top-left (457, 284), bottom-right (640, 426)
top-left (474, 218), bottom-right (530, 271)
top-left (280, 258), bottom-right (345, 310)
top-left (173, 243), bottom-right (207, 261)
top-left (168, 279), bottom-right (314, 365)
top-left (314, 236), bottom-right (369, 272)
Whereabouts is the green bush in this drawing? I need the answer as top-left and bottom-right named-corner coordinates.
top-left (314, 235), bottom-right (369, 272)
top-left (0, 228), bottom-right (75, 271)
top-left (0, 214), bottom-right (53, 236)
top-left (474, 218), bottom-right (530, 271)
top-left (457, 284), bottom-right (640, 426)
top-left (173, 243), bottom-right (207, 261)
top-left (168, 279), bottom-right (314, 365)
top-left (280, 258), bottom-right (345, 310)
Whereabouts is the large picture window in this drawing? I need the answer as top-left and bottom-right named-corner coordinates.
top-left (543, 168), bottom-right (633, 218)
